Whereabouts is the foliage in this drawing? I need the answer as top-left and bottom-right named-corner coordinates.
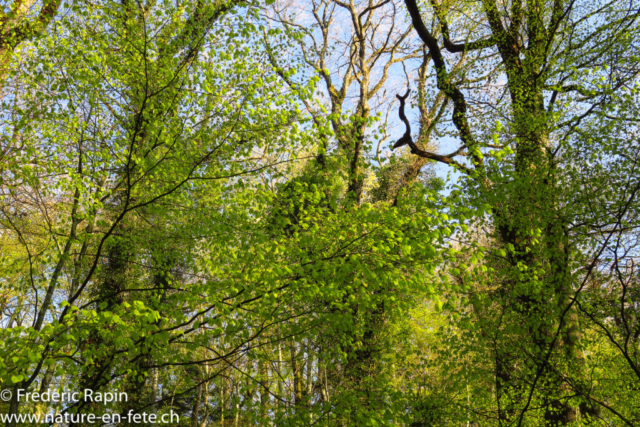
top-left (0, 0), bottom-right (639, 425)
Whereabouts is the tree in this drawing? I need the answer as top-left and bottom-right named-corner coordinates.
top-left (0, 0), bottom-right (63, 85)
top-left (1, 1), bottom-right (453, 426)
top-left (0, 0), bottom-right (306, 422)
top-left (2, 0), bottom-right (638, 424)
top-left (397, 0), bottom-right (640, 423)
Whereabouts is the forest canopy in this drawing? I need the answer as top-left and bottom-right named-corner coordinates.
top-left (0, 0), bottom-right (639, 425)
